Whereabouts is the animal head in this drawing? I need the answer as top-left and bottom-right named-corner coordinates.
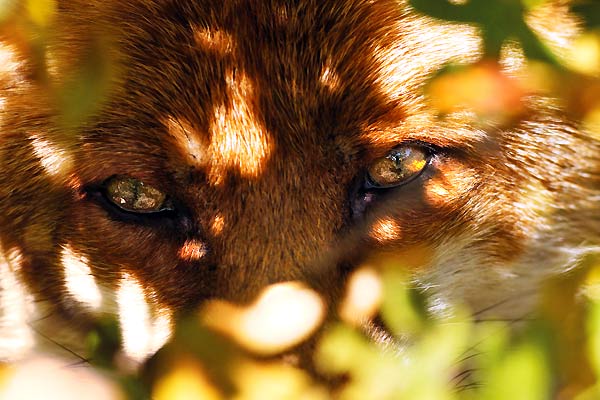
top-left (1, 0), bottom-right (598, 362)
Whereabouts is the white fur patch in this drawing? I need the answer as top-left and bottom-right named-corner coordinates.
top-left (0, 246), bottom-right (34, 361)
top-left (117, 273), bottom-right (172, 363)
top-left (61, 245), bottom-right (103, 311)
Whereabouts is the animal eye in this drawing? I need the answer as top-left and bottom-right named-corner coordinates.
top-left (366, 145), bottom-right (431, 188)
top-left (103, 176), bottom-right (173, 214)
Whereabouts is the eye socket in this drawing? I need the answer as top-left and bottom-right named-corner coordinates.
top-left (366, 145), bottom-right (431, 189)
top-left (103, 176), bottom-right (174, 214)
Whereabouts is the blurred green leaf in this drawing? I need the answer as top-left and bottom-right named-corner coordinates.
top-left (571, 1), bottom-right (600, 29)
top-left (58, 36), bottom-right (118, 130)
top-left (408, 0), bottom-right (558, 63)
top-left (380, 269), bottom-right (428, 336)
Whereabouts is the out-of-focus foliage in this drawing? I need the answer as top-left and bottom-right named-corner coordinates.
top-left (1, 0), bottom-right (600, 399)
top-left (0, 0), bottom-right (117, 133)
top-left (410, 0), bottom-right (600, 137)
top-left (409, 0), bottom-right (557, 62)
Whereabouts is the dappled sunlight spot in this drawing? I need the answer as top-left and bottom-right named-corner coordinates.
top-left (517, 181), bottom-right (555, 220)
top-left (274, 4), bottom-right (290, 26)
top-left (61, 245), bottom-right (102, 311)
top-left (117, 273), bottom-right (173, 362)
top-left (339, 268), bottom-right (382, 326)
top-left (29, 134), bottom-right (73, 179)
top-left (208, 70), bottom-right (272, 185)
top-left (320, 62), bottom-right (340, 91)
top-left (163, 116), bottom-right (206, 168)
top-left (374, 21), bottom-right (480, 105)
top-left (193, 27), bottom-right (235, 55)
top-left (499, 41), bottom-right (526, 75)
top-left (370, 218), bottom-right (402, 243)
top-left (0, 357), bottom-right (123, 400)
top-left (426, 180), bottom-right (449, 199)
top-left (178, 239), bottom-right (207, 262)
top-left (202, 282), bottom-right (325, 355)
top-left (527, 3), bottom-right (583, 64)
top-left (0, 43), bottom-right (20, 80)
top-left (0, 246), bottom-right (34, 360)
top-left (153, 358), bottom-right (222, 400)
top-left (210, 213), bottom-right (225, 236)
top-left (424, 162), bottom-right (477, 206)
top-left (233, 360), bottom-right (328, 400)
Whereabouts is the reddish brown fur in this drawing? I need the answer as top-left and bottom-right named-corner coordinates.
top-left (0, 0), bottom-right (599, 362)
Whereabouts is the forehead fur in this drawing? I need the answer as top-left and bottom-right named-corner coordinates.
top-left (61, 0), bottom-right (481, 155)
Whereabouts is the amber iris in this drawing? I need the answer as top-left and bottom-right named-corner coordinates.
top-left (367, 145), bottom-right (429, 188)
top-left (104, 176), bottom-right (172, 213)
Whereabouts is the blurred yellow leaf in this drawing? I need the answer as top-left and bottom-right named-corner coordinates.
top-left (380, 269), bottom-right (425, 336)
top-left (25, 0), bottom-right (56, 27)
top-left (202, 282), bottom-right (325, 355)
top-left (233, 361), bottom-right (327, 400)
top-left (566, 31), bottom-right (600, 77)
top-left (153, 358), bottom-right (223, 400)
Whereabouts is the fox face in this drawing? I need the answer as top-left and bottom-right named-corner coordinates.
top-left (0, 0), bottom-right (598, 363)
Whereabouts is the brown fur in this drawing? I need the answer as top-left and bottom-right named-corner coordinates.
top-left (0, 0), bottom-right (599, 362)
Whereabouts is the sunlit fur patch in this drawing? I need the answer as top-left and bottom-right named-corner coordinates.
top-left (61, 245), bottom-right (102, 311)
top-left (178, 239), bottom-right (207, 262)
top-left (29, 134), bottom-right (73, 179)
top-left (500, 41), bottom-right (527, 75)
top-left (163, 116), bottom-right (206, 168)
top-left (424, 160), bottom-right (478, 207)
top-left (514, 180), bottom-right (555, 231)
top-left (526, 3), bottom-right (580, 60)
top-left (374, 18), bottom-right (480, 110)
top-left (202, 282), bottom-right (325, 355)
top-left (274, 4), bottom-right (290, 26)
top-left (361, 114), bottom-right (488, 152)
top-left (210, 213), bottom-right (225, 236)
top-left (339, 267), bottom-right (382, 326)
top-left (193, 27), bottom-right (235, 55)
top-left (319, 60), bottom-right (340, 91)
top-left (0, 44), bottom-right (18, 71)
top-left (0, 43), bottom-right (21, 84)
top-left (117, 273), bottom-right (173, 363)
top-left (0, 246), bottom-right (34, 361)
top-left (370, 217), bottom-right (402, 243)
top-left (207, 70), bottom-right (272, 185)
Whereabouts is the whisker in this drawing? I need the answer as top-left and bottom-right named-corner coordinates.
top-left (455, 382), bottom-right (484, 392)
top-left (472, 290), bottom-right (537, 318)
top-left (30, 327), bottom-right (90, 365)
top-left (452, 367), bottom-right (478, 386)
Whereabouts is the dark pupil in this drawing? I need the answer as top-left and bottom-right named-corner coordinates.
top-left (388, 148), bottom-right (410, 169)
